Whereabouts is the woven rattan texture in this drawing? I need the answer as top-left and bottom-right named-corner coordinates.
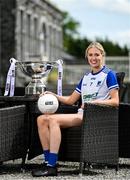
top-left (58, 105), bottom-right (81, 161)
top-left (81, 103), bottom-right (118, 165)
top-left (119, 103), bottom-right (130, 158)
top-left (0, 105), bottom-right (28, 162)
top-left (59, 126), bottom-right (81, 162)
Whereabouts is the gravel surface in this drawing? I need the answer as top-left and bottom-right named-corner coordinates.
top-left (0, 155), bottom-right (130, 180)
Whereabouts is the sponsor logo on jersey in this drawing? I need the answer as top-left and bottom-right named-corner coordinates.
top-left (83, 92), bottom-right (98, 101)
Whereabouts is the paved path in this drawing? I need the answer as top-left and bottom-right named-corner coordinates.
top-left (0, 156), bottom-right (130, 179)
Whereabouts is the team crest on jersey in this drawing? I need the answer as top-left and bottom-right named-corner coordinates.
top-left (90, 82), bottom-right (93, 86)
top-left (96, 81), bottom-right (102, 87)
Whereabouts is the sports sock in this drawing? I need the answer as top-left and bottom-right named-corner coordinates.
top-left (43, 150), bottom-right (49, 164)
top-left (47, 152), bottom-right (58, 167)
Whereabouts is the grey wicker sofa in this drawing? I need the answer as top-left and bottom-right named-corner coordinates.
top-left (119, 102), bottom-right (130, 158)
top-left (80, 103), bottom-right (119, 173)
top-left (0, 105), bottom-right (28, 166)
top-left (57, 103), bottom-right (119, 174)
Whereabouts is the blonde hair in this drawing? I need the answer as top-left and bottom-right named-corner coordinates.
top-left (85, 42), bottom-right (105, 59)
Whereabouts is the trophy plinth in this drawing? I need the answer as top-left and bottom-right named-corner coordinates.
top-left (16, 60), bottom-right (60, 96)
top-left (25, 75), bottom-right (46, 96)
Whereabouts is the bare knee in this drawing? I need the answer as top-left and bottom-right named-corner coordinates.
top-left (48, 117), bottom-right (59, 129)
top-left (37, 115), bottom-right (48, 128)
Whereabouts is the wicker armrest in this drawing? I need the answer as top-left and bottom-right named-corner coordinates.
top-left (84, 102), bottom-right (118, 109)
top-left (81, 103), bottom-right (119, 165)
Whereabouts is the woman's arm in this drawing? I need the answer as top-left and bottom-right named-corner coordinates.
top-left (44, 90), bottom-right (81, 105)
top-left (56, 91), bottom-right (81, 105)
top-left (91, 88), bottom-right (119, 107)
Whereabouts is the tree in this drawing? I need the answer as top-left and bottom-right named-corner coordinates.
top-left (62, 11), bottom-right (80, 51)
top-left (62, 11), bottom-right (129, 58)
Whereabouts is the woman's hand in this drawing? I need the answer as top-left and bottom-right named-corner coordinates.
top-left (39, 91), bottom-right (57, 98)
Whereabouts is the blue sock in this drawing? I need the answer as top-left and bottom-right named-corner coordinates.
top-left (43, 150), bottom-right (49, 163)
top-left (47, 152), bottom-right (58, 167)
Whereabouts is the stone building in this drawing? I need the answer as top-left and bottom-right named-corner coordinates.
top-left (0, 0), bottom-right (63, 87)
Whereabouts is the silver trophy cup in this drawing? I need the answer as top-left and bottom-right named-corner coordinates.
top-left (16, 60), bottom-right (62, 96)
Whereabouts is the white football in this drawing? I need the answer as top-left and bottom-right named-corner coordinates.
top-left (37, 94), bottom-right (59, 114)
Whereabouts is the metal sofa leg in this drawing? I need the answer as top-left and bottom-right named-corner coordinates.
top-left (0, 162), bottom-right (3, 165)
top-left (21, 154), bottom-right (27, 168)
top-left (116, 164), bottom-right (119, 172)
top-left (20, 155), bottom-right (27, 172)
top-left (79, 162), bottom-right (84, 176)
top-left (83, 162), bottom-right (86, 170)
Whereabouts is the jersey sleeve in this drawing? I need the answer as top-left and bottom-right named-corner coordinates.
top-left (75, 78), bottom-right (83, 94)
top-left (106, 71), bottom-right (119, 90)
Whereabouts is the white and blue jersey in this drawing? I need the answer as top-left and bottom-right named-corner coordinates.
top-left (75, 66), bottom-right (119, 104)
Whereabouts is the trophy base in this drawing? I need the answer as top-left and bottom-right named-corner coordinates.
top-left (25, 82), bottom-right (46, 96)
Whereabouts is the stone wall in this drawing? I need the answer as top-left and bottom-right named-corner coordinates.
top-left (0, 0), bottom-right (16, 84)
top-left (0, 0), bottom-right (63, 87)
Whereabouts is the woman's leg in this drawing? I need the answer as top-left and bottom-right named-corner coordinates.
top-left (37, 113), bottom-right (83, 154)
top-left (32, 113), bottom-right (83, 177)
top-left (48, 113), bottom-right (83, 153)
top-left (37, 115), bottom-right (50, 151)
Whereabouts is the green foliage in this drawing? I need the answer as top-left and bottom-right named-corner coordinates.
top-left (62, 11), bottom-right (129, 58)
top-left (96, 38), bottom-right (128, 56)
top-left (62, 12), bottom-right (80, 36)
top-left (62, 11), bottom-right (80, 51)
